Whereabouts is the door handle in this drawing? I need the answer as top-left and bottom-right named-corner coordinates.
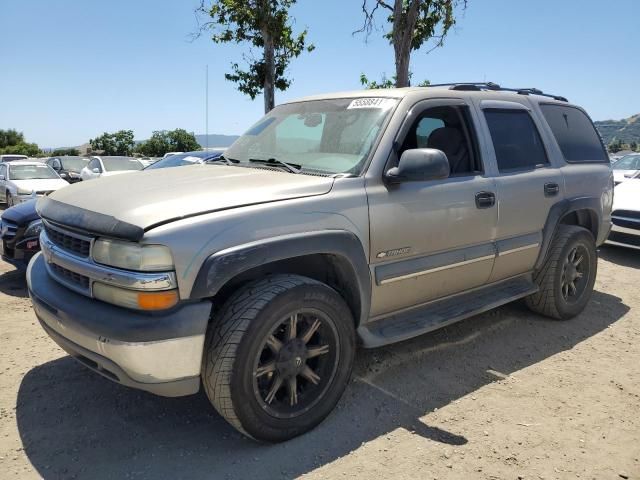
top-left (544, 182), bottom-right (560, 197)
top-left (475, 191), bottom-right (496, 209)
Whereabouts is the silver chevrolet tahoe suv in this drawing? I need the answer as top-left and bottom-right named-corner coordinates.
top-left (27, 83), bottom-right (613, 442)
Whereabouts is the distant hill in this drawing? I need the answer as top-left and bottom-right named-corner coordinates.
top-left (594, 114), bottom-right (640, 145)
top-left (195, 134), bottom-right (240, 148)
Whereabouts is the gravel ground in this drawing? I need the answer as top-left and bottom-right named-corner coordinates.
top-left (0, 229), bottom-right (638, 479)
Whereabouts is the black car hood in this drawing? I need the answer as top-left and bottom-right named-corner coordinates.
top-left (1, 199), bottom-right (39, 226)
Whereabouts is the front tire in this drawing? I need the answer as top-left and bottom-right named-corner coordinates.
top-left (526, 225), bottom-right (597, 320)
top-left (6, 191), bottom-right (14, 207)
top-left (202, 274), bottom-right (355, 442)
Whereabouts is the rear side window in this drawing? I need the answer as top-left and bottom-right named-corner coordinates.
top-left (539, 104), bottom-right (608, 163)
top-left (484, 109), bottom-right (549, 172)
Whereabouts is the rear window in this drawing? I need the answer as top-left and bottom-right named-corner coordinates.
top-left (539, 104), bottom-right (608, 163)
top-left (484, 109), bottom-right (549, 172)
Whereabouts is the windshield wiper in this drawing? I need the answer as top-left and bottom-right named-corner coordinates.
top-left (208, 154), bottom-right (240, 165)
top-left (248, 157), bottom-right (301, 174)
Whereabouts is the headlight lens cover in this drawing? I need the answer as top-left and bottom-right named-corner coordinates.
top-left (24, 219), bottom-right (43, 238)
top-left (92, 238), bottom-right (174, 272)
top-left (17, 187), bottom-right (34, 195)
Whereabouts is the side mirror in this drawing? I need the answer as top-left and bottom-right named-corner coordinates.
top-left (384, 148), bottom-right (450, 184)
top-left (92, 168), bottom-right (100, 174)
top-left (52, 163), bottom-right (61, 170)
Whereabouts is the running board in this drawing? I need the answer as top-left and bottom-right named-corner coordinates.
top-left (358, 276), bottom-right (538, 348)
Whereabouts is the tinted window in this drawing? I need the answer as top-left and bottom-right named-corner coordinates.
top-left (484, 110), bottom-right (548, 171)
top-left (612, 154), bottom-right (640, 171)
top-left (88, 158), bottom-right (101, 171)
top-left (101, 156), bottom-right (143, 172)
top-left (540, 104), bottom-right (607, 163)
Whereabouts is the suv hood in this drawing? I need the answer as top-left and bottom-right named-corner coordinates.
top-left (37, 165), bottom-right (334, 240)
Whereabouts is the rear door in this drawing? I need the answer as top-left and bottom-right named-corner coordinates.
top-left (474, 100), bottom-right (564, 282)
top-left (0, 164), bottom-right (6, 201)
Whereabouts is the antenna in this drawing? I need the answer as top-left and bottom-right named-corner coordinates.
top-left (205, 65), bottom-right (209, 151)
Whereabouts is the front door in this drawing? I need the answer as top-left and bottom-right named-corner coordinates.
top-left (366, 99), bottom-right (498, 318)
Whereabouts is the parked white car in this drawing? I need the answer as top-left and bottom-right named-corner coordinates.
top-left (162, 151), bottom-right (183, 159)
top-left (0, 161), bottom-right (69, 206)
top-left (608, 176), bottom-right (640, 249)
top-left (0, 154), bottom-right (29, 163)
top-left (612, 154), bottom-right (640, 185)
top-left (80, 156), bottom-right (144, 181)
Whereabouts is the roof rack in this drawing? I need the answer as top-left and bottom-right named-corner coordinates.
top-left (424, 82), bottom-right (568, 102)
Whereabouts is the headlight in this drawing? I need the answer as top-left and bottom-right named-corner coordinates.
top-left (93, 282), bottom-right (178, 311)
top-left (17, 187), bottom-right (33, 195)
top-left (24, 219), bottom-right (43, 238)
top-left (92, 238), bottom-right (174, 272)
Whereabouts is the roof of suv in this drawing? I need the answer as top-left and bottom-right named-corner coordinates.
top-left (287, 83), bottom-right (572, 108)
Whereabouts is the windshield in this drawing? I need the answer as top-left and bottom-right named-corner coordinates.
top-left (101, 156), bottom-right (144, 172)
top-left (146, 151), bottom-right (221, 170)
top-left (613, 155), bottom-right (640, 170)
top-left (60, 156), bottom-right (89, 171)
top-left (9, 164), bottom-right (59, 180)
top-left (224, 97), bottom-right (398, 175)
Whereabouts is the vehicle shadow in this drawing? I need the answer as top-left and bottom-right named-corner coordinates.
top-left (0, 268), bottom-right (28, 298)
top-left (16, 290), bottom-right (628, 480)
top-left (599, 244), bottom-right (640, 269)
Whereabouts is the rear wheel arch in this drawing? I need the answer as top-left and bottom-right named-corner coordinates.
top-left (535, 198), bottom-right (602, 271)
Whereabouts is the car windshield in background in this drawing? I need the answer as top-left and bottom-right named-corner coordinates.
top-left (145, 151), bottom-right (216, 170)
top-left (10, 164), bottom-right (59, 180)
top-left (2, 155), bottom-right (28, 162)
top-left (61, 156), bottom-right (89, 171)
top-left (613, 155), bottom-right (640, 170)
top-left (223, 97), bottom-right (398, 175)
top-left (102, 156), bottom-right (143, 171)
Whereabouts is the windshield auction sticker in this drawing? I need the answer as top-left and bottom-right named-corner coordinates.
top-left (347, 98), bottom-right (396, 110)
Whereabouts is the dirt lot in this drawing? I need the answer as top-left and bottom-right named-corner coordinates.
top-left (0, 229), bottom-right (638, 479)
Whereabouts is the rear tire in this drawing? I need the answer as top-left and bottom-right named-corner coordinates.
top-left (525, 225), bottom-right (597, 320)
top-left (202, 274), bottom-right (355, 442)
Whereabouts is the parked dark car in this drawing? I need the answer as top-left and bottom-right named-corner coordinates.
top-left (0, 151), bottom-right (226, 269)
top-left (0, 199), bottom-right (41, 269)
top-left (46, 156), bottom-right (90, 183)
top-left (144, 150), bottom-right (225, 170)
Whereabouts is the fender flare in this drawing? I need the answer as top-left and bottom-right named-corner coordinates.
top-left (535, 197), bottom-right (603, 271)
top-left (190, 230), bottom-right (371, 325)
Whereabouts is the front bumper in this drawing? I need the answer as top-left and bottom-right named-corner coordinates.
top-left (27, 253), bottom-right (212, 397)
top-left (1, 234), bottom-right (39, 270)
top-left (607, 224), bottom-right (640, 249)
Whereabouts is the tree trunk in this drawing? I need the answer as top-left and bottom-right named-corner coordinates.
top-left (393, 0), bottom-right (420, 88)
top-left (262, 28), bottom-right (276, 113)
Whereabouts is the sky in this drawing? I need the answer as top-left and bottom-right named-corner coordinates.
top-left (1, 0), bottom-right (639, 147)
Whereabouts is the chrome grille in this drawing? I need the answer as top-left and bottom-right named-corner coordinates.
top-left (612, 210), bottom-right (640, 231)
top-left (44, 223), bottom-right (91, 257)
top-left (1, 220), bottom-right (18, 239)
top-left (50, 263), bottom-right (90, 290)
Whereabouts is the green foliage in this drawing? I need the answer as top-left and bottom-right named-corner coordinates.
top-left (0, 128), bottom-right (44, 157)
top-left (608, 138), bottom-right (623, 153)
top-left (197, 0), bottom-right (314, 111)
top-left (360, 72), bottom-right (429, 89)
top-left (595, 114), bottom-right (640, 146)
top-left (52, 148), bottom-right (80, 156)
top-left (357, 0), bottom-right (466, 87)
top-left (0, 129), bottom-right (25, 149)
top-left (136, 129), bottom-right (201, 156)
top-left (90, 130), bottom-right (135, 156)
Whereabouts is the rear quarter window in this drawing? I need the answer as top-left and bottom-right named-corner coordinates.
top-left (539, 104), bottom-right (608, 163)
